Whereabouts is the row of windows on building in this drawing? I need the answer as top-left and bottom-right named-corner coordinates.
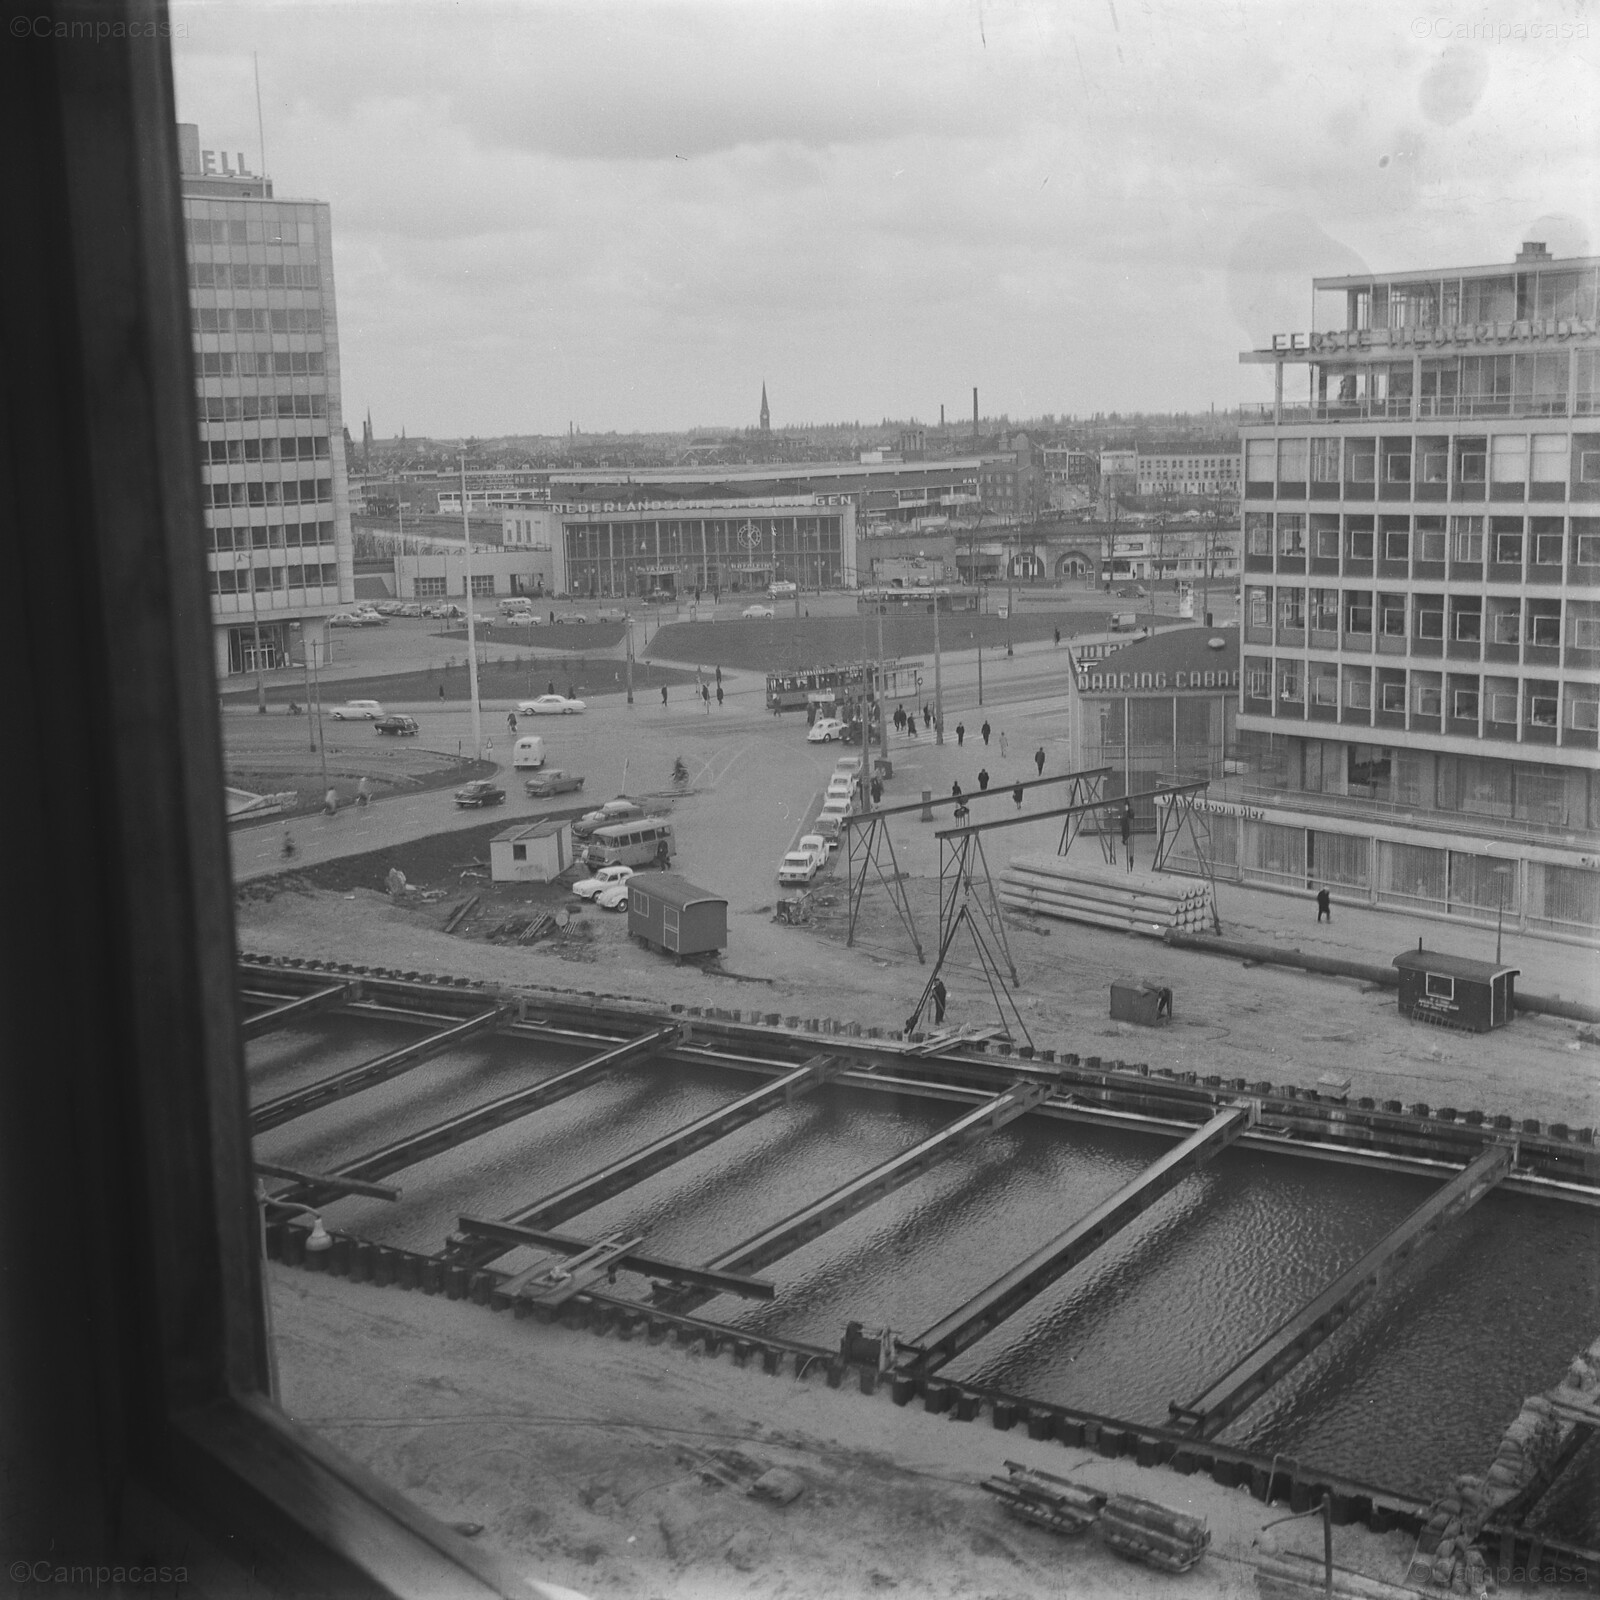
top-left (202, 436), bottom-right (328, 465)
top-left (1243, 587), bottom-right (1593, 656)
top-left (194, 351), bottom-right (325, 378)
top-left (1348, 269), bottom-right (1600, 330)
top-left (191, 307), bottom-right (324, 335)
top-left (1307, 351), bottom-right (1596, 412)
top-left (210, 563), bottom-right (339, 595)
top-left (185, 215), bottom-right (321, 250)
top-left (1243, 431), bottom-right (1600, 494)
top-left (198, 393), bottom-right (329, 422)
top-left (187, 263), bottom-right (323, 294)
top-left (202, 477), bottom-right (331, 509)
top-left (414, 575), bottom-right (498, 599)
top-left (559, 517), bottom-right (844, 554)
top-left (206, 520), bottom-right (335, 552)
top-left (1244, 512), bottom-right (1599, 573)
top-left (1240, 656), bottom-right (1597, 736)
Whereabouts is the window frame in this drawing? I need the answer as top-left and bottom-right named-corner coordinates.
top-left (0, 30), bottom-right (540, 1599)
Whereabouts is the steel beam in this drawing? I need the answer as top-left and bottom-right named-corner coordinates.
top-left (662, 1080), bottom-right (1047, 1313)
top-left (249, 1006), bottom-right (506, 1133)
top-left (255, 1161), bottom-right (400, 1202)
top-left (270, 1024), bottom-right (683, 1207)
top-left (240, 981), bottom-right (351, 1041)
top-left (904, 1104), bottom-right (1253, 1376)
top-left (1170, 1141), bottom-right (1512, 1439)
top-left (502, 1053), bottom-right (839, 1233)
top-left (454, 1216), bottom-right (776, 1301)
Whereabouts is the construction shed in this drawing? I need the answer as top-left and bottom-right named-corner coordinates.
top-left (1391, 948), bottom-right (1518, 1033)
top-left (489, 820), bottom-right (574, 884)
top-left (628, 873), bottom-right (728, 958)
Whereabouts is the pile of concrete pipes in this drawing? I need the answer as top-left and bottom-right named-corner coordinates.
top-left (999, 854), bottom-right (1213, 938)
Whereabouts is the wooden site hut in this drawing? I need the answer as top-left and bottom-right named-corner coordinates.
top-left (489, 819), bottom-right (574, 884)
top-left (1391, 948), bottom-right (1518, 1033)
top-left (627, 873), bottom-right (728, 958)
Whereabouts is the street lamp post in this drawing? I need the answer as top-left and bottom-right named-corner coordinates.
top-left (1495, 865), bottom-right (1514, 964)
top-left (625, 613), bottom-right (635, 706)
top-left (458, 453), bottom-right (483, 761)
top-left (931, 584), bottom-right (944, 742)
top-left (246, 545), bottom-right (267, 713)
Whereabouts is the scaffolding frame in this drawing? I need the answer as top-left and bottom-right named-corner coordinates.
top-left (1151, 784), bottom-right (1224, 934)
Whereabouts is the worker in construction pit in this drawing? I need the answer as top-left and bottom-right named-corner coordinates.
top-left (931, 976), bottom-right (948, 1025)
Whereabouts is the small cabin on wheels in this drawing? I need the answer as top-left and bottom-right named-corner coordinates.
top-left (627, 874), bottom-right (728, 958)
top-left (1391, 948), bottom-right (1518, 1033)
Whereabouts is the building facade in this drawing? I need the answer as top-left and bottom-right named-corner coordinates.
top-left (1219, 244), bottom-right (1600, 937)
top-left (178, 124), bottom-right (355, 679)
top-left (509, 497), bottom-right (858, 598)
top-left (1136, 447), bottom-right (1241, 498)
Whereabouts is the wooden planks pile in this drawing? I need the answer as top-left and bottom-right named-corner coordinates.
top-left (999, 853), bottom-right (1212, 938)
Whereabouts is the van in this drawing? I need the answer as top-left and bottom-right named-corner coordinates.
top-left (512, 735), bottom-right (546, 770)
top-left (1110, 611), bottom-right (1139, 633)
top-left (584, 819), bottom-right (675, 870)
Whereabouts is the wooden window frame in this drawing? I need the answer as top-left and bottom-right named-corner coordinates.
top-left (0, 16), bottom-right (545, 1597)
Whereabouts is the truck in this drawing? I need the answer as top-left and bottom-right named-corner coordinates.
top-left (1110, 611), bottom-right (1140, 633)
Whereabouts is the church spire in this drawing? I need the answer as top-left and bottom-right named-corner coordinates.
top-left (759, 382), bottom-right (770, 434)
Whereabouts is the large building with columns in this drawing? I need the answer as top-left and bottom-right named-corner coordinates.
top-left (1214, 244), bottom-right (1600, 937)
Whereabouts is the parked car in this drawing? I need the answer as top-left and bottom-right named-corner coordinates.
top-left (330, 700), bottom-right (383, 720)
top-left (778, 850), bottom-right (821, 886)
top-left (453, 780), bottom-right (506, 809)
top-left (1116, 585), bottom-right (1146, 599)
top-left (572, 863), bottom-right (634, 901)
top-left (768, 581), bottom-right (798, 598)
top-left (807, 717), bottom-right (846, 743)
top-left (373, 715), bottom-right (419, 736)
top-left (524, 769), bottom-right (585, 798)
top-left (517, 694), bottom-right (586, 716)
top-left (553, 613), bottom-right (588, 625)
top-left (593, 607), bottom-right (625, 622)
top-left (813, 799), bottom-right (851, 840)
top-left (825, 775), bottom-right (858, 804)
top-left (742, 604), bottom-right (774, 619)
top-left (594, 880), bottom-right (633, 910)
top-left (373, 601), bottom-right (405, 615)
top-left (327, 611), bottom-right (361, 627)
top-left (351, 608), bottom-right (386, 626)
top-left (572, 798), bottom-right (646, 839)
top-left (397, 603), bottom-right (423, 617)
top-left (797, 832), bottom-right (833, 862)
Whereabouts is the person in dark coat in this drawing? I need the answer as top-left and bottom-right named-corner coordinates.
top-left (1012, 781), bottom-right (1024, 809)
top-left (955, 721), bottom-right (965, 746)
top-left (1034, 746), bottom-right (1045, 776)
top-left (715, 665), bottom-right (722, 685)
top-left (980, 720), bottom-right (991, 746)
top-left (1120, 803), bottom-right (1134, 871)
top-left (661, 684), bottom-right (668, 706)
top-left (923, 703), bottom-right (932, 728)
top-left (716, 683), bottom-right (724, 707)
top-left (1053, 627), bottom-right (1061, 646)
top-left (977, 768), bottom-right (990, 791)
top-left (951, 780), bottom-right (963, 800)
top-left (931, 976), bottom-right (948, 1025)
top-left (1316, 887), bottom-right (1332, 923)
top-left (869, 775), bottom-right (883, 805)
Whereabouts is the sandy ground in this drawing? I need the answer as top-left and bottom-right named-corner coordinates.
top-left (271, 1263), bottom-right (1421, 1600)
top-left (237, 865), bottom-right (1600, 1128)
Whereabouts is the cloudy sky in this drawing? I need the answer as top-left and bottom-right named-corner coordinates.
top-left (171, 0), bottom-right (1599, 439)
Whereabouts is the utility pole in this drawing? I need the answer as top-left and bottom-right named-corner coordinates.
top-left (625, 613), bottom-right (635, 705)
top-left (247, 548), bottom-right (267, 712)
top-left (875, 598), bottom-right (887, 760)
top-left (301, 634), bottom-right (314, 751)
top-left (458, 452), bottom-right (483, 760)
top-left (1005, 526), bottom-right (1014, 657)
top-left (309, 637), bottom-right (328, 792)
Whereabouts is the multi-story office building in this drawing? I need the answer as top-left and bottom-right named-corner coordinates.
top-left (178, 123), bottom-right (354, 679)
top-left (1136, 447), bottom-right (1241, 498)
top-left (1217, 244), bottom-right (1599, 937)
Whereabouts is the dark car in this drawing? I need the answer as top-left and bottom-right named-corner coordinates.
top-left (374, 715), bottom-right (419, 736)
top-left (524, 769), bottom-right (585, 798)
top-left (453, 780), bottom-right (506, 809)
top-left (1116, 585), bottom-right (1146, 599)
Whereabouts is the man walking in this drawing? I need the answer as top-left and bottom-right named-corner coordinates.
top-left (507, 711), bottom-right (517, 735)
top-left (981, 720), bottom-right (991, 746)
top-left (1053, 627), bottom-right (1061, 647)
top-left (701, 683), bottom-right (711, 713)
top-left (869, 775), bottom-right (883, 806)
top-left (1316, 886), bottom-right (1332, 923)
top-left (1120, 803), bottom-right (1134, 871)
top-left (931, 975), bottom-right (948, 1025)
top-left (1034, 746), bottom-right (1045, 777)
top-left (977, 767), bottom-right (990, 792)
top-left (1012, 780), bottom-right (1024, 809)
top-left (923, 704), bottom-right (932, 729)
top-left (356, 775), bottom-right (372, 809)
top-left (716, 683), bottom-right (724, 708)
top-left (661, 684), bottom-right (668, 707)
top-left (955, 721), bottom-right (965, 747)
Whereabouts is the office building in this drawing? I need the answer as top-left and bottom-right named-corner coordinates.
top-left (179, 123), bottom-right (355, 678)
top-left (1216, 244), bottom-right (1599, 937)
top-left (1136, 447), bottom-right (1241, 498)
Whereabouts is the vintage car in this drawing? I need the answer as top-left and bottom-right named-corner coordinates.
top-left (524, 768), bottom-right (585, 798)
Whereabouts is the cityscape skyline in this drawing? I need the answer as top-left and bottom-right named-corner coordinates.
top-left (173, 0), bottom-right (1599, 438)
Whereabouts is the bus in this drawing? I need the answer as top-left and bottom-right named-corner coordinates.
top-left (765, 664), bottom-right (873, 713)
top-left (583, 819), bottom-right (675, 870)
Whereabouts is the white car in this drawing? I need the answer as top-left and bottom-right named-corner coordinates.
top-left (807, 718), bottom-right (846, 743)
top-left (594, 881), bottom-right (632, 911)
top-left (742, 604), bottom-right (774, 619)
top-left (329, 699), bottom-right (384, 720)
top-left (327, 611), bottom-right (361, 627)
top-left (517, 694), bottom-right (586, 715)
top-left (797, 832), bottom-right (833, 861)
top-left (778, 850), bottom-right (820, 886)
top-left (572, 864), bottom-right (634, 901)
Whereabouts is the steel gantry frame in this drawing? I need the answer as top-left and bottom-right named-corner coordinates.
top-left (1151, 785), bottom-right (1224, 935)
top-left (842, 767), bottom-right (1113, 956)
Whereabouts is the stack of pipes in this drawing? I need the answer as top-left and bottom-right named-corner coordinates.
top-left (998, 853), bottom-right (1212, 938)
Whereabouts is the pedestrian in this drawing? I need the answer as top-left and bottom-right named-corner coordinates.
top-left (439, 683), bottom-right (445, 699)
top-left (323, 786), bottom-right (338, 817)
top-left (548, 680), bottom-right (556, 696)
top-left (906, 713), bottom-right (917, 739)
top-left (956, 721), bottom-right (965, 747)
top-left (894, 704), bottom-right (905, 733)
top-left (1316, 886), bottom-right (1332, 923)
top-left (716, 684), bottom-right (724, 707)
top-left (661, 684), bottom-right (668, 707)
top-left (931, 976), bottom-right (948, 1025)
top-left (566, 681), bottom-right (575, 699)
top-left (1120, 804), bottom-right (1134, 871)
top-left (1000, 732), bottom-right (1007, 758)
top-left (549, 609), bottom-right (555, 624)
top-left (981, 720), bottom-right (991, 746)
top-left (978, 767), bottom-right (990, 791)
top-left (507, 712), bottom-right (517, 734)
top-left (1012, 781), bottom-right (1023, 809)
top-left (356, 775), bottom-right (372, 808)
top-left (1034, 746), bottom-right (1045, 777)
top-left (870, 776), bottom-right (883, 805)
top-left (701, 683), bottom-right (710, 712)
top-left (923, 704), bottom-right (932, 729)
top-left (1054, 627), bottom-right (1061, 647)
top-left (715, 665), bottom-right (722, 686)
top-left (951, 780), bottom-right (963, 800)
top-left (281, 829), bottom-right (297, 860)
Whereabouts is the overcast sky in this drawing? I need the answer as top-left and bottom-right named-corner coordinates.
top-left (171, 0), bottom-right (1599, 439)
